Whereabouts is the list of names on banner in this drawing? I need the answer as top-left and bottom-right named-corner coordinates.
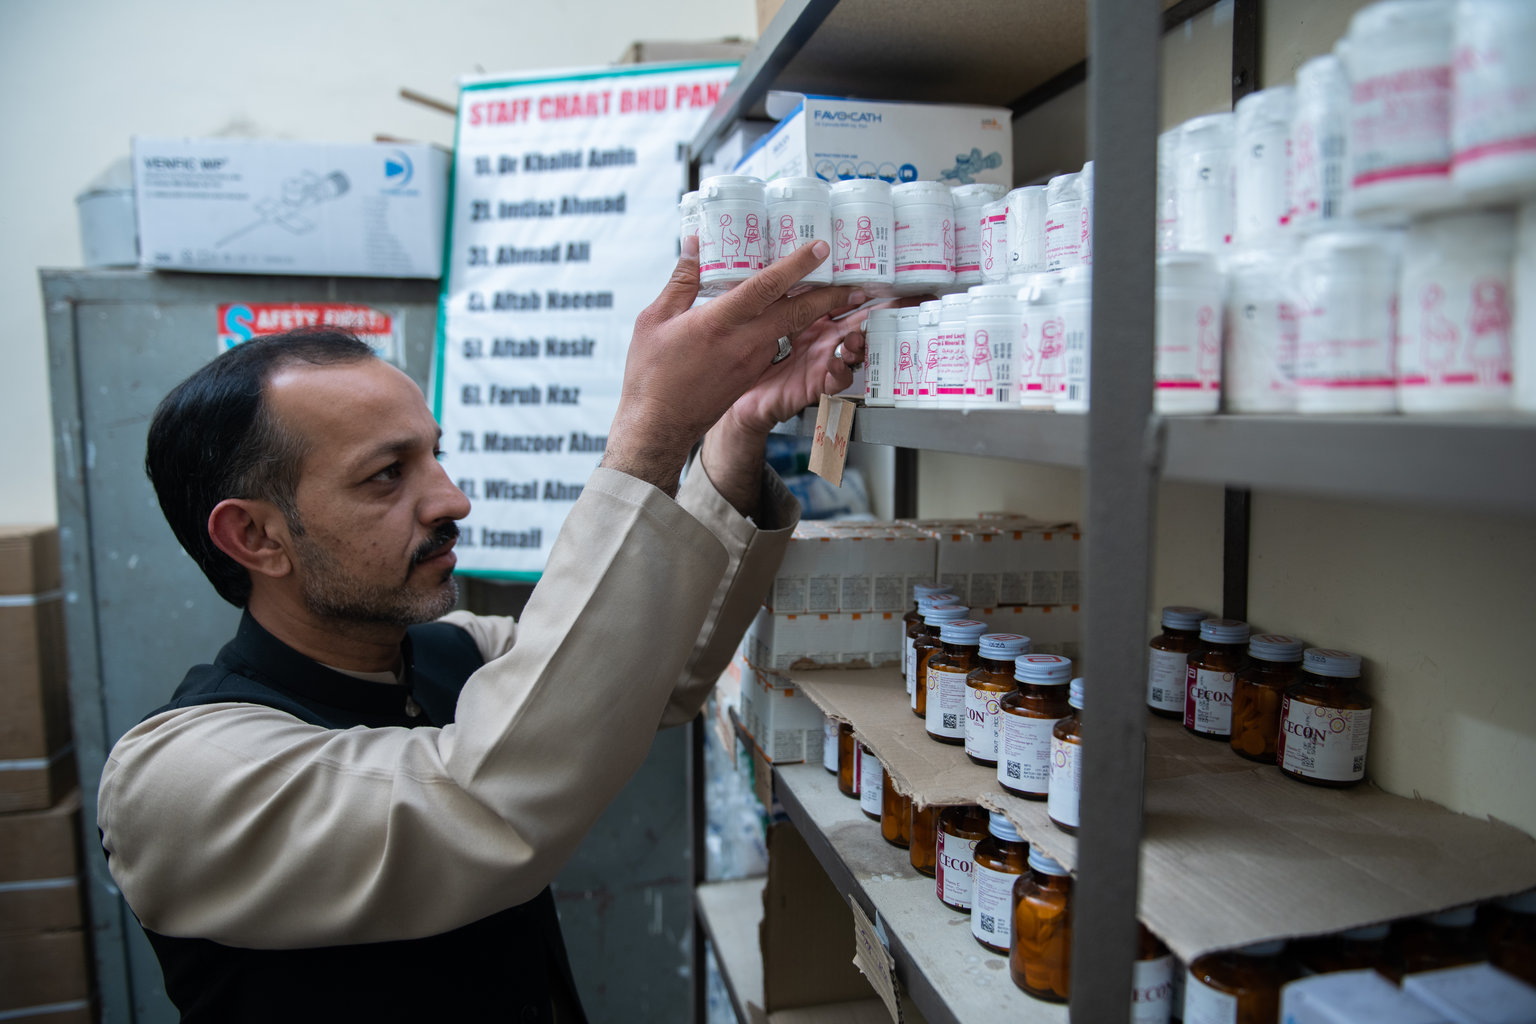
top-left (437, 64), bottom-right (734, 577)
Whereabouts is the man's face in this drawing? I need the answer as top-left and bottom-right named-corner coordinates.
top-left (266, 359), bottom-right (472, 627)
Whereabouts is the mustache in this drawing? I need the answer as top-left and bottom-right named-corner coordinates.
top-left (411, 522), bottom-right (460, 566)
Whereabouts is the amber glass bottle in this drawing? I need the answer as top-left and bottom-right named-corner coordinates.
top-left (858, 742), bottom-right (882, 822)
top-left (1048, 678), bottom-right (1085, 834)
top-left (936, 804), bottom-right (989, 912)
top-left (998, 654), bottom-right (1073, 799)
top-left (1183, 618), bottom-right (1251, 739)
top-left (925, 619), bottom-right (989, 744)
top-left (1229, 634), bottom-right (1304, 763)
top-left (1010, 848), bottom-right (1071, 1001)
top-left (912, 604), bottom-right (969, 719)
top-left (1184, 941), bottom-right (1301, 1024)
top-left (1132, 924), bottom-right (1176, 1023)
top-left (1483, 891), bottom-right (1536, 986)
top-left (1288, 923), bottom-right (1392, 977)
top-left (1396, 907), bottom-right (1486, 976)
top-left (904, 588), bottom-right (957, 701)
top-left (1278, 648), bottom-right (1373, 788)
top-left (1147, 605), bottom-right (1210, 718)
top-left (880, 767), bottom-right (911, 848)
top-left (821, 718), bottom-right (838, 774)
top-left (836, 722), bottom-right (860, 799)
top-left (965, 633), bottom-right (1031, 767)
top-left (971, 812), bottom-right (1029, 954)
top-left (910, 803), bottom-right (940, 878)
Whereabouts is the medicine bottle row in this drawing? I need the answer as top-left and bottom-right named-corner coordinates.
top-left (1146, 607), bottom-right (1375, 787)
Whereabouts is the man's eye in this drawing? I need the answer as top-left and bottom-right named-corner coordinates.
top-left (434, 449), bottom-right (446, 462)
top-left (371, 463), bottom-right (403, 482)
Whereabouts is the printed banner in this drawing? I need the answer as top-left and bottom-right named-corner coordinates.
top-left (435, 62), bottom-right (735, 579)
top-left (217, 302), bottom-right (403, 363)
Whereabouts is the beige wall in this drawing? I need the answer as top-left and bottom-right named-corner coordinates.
top-left (927, 0), bottom-right (1536, 836)
top-left (0, 0), bottom-right (757, 526)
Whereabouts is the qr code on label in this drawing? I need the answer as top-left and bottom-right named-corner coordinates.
top-left (979, 913), bottom-right (995, 934)
top-left (1352, 756), bottom-right (1364, 773)
top-left (1151, 687), bottom-right (1164, 702)
top-left (1006, 762), bottom-right (1021, 780)
top-left (943, 714), bottom-right (957, 729)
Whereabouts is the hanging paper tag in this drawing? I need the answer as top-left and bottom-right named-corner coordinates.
top-left (849, 896), bottom-right (902, 1023)
top-left (807, 394), bottom-right (855, 486)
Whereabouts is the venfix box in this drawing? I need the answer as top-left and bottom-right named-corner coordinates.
top-left (735, 93), bottom-right (1013, 188)
top-left (133, 137), bottom-right (449, 278)
top-left (0, 526), bottom-right (74, 813)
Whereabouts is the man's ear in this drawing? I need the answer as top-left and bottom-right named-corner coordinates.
top-left (207, 499), bottom-right (294, 581)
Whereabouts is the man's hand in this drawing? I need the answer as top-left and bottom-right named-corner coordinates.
top-left (601, 237), bottom-right (861, 497)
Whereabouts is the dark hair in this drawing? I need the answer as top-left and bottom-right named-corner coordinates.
top-left (145, 329), bottom-right (376, 607)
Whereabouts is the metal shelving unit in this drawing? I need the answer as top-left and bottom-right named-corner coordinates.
top-left (688, 1), bottom-right (1536, 1022)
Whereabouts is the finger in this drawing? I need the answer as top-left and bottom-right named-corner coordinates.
top-left (840, 329), bottom-right (867, 366)
top-left (749, 283), bottom-right (869, 346)
top-left (710, 240), bottom-right (837, 326)
top-left (643, 235), bottom-right (701, 323)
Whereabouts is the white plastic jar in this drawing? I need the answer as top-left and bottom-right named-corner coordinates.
top-left (698, 175), bottom-right (769, 287)
top-left (1294, 229), bottom-right (1403, 413)
top-left (1157, 129), bottom-right (1182, 253)
top-left (1289, 54), bottom-right (1352, 233)
top-left (1006, 185), bottom-right (1049, 279)
top-left (1396, 208), bottom-right (1516, 411)
top-left (1175, 113), bottom-right (1237, 256)
top-left (1224, 246), bottom-right (1301, 413)
top-left (952, 183), bottom-right (1008, 288)
top-left (1452, 0), bottom-right (1536, 200)
top-left (678, 190), bottom-right (701, 248)
top-left (863, 307), bottom-right (901, 408)
top-left (1342, 0), bottom-right (1457, 221)
top-left (1516, 201), bottom-right (1536, 412)
top-left (1055, 266), bottom-right (1093, 412)
top-left (765, 177), bottom-right (834, 287)
top-left (1155, 253), bottom-right (1226, 414)
top-left (829, 178), bottom-right (895, 287)
top-left (965, 284), bottom-right (1024, 406)
top-left (923, 292), bottom-right (973, 408)
top-left (892, 181), bottom-right (957, 293)
top-left (1079, 160), bottom-right (1096, 267)
top-left (902, 299), bottom-right (943, 407)
top-left (893, 306), bottom-right (921, 406)
top-left (1234, 86), bottom-right (1295, 248)
top-left (1016, 275), bottom-right (1061, 409)
top-left (1045, 172), bottom-right (1085, 272)
top-left (981, 197), bottom-right (1010, 282)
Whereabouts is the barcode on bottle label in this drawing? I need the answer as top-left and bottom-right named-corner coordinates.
top-left (943, 713), bottom-right (958, 729)
top-left (979, 912), bottom-right (995, 934)
top-left (1006, 761), bottom-right (1021, 780)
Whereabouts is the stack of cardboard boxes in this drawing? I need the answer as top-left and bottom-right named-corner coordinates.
top-left (0, 526), bottom-right (92, 1024)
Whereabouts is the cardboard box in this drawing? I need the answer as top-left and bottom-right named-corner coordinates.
top-left (1280, 970), bottom-right (1450, 1024)
top-left (769, 524), bottom-right (935, 616)
top-left (735, 94), bottom-right (1012, 188)
top-left (0, 788), bottom-right (84, 934)
top-left (925, 521), bottom-right (1081, 608)
top-left (746, 607), bottom-right (904, 673)
top-left (0, 929), bottom-right (92, 1017)
top-left (0, 526), bottom-right (74, 813)
top-left (133, 137), bottom-right (449, 278)
top-left (700, 120), bottom-right (776, 181)
top-left (1403, 963), bottom-right (1536, 1024)
top-left (738, 654), bottom-right (829, 765)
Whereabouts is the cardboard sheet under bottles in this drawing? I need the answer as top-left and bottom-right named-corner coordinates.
top-left (791, 667), bottom-right (1536, 964)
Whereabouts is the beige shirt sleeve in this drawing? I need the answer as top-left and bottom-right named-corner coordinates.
top-left (98, 462), bottom-right (796, 950)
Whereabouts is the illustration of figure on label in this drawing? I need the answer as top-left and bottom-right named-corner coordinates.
top-left (1419, 283), bottom-right (1459, 378)
top-left (1196, 306), bottom-right (1220, 380)
top-left (854, 216), bottom-right (875, 269)
top-left (217, 170), bottom-right (351, 248)
top-left (1468, 279), bottom-right (1512, 385)
top-left (981, 219), bottom-right (995, 272)
top-left (1291, 123), bottom-right (1318, 216)
top-left (1039, 317), bottom-right (1066, 394)
top-left (923, 337), bottom-right (941, 386)
top-left (1079, 205), bottom-right (1092, 264)
top-left (835, 217), bottom-right (852, 267)
top-left (744, 213), bottom-right (763, 267)
top-left (720, 214), bottom-right (742, 262)
top-left (777, 215), bottom-right (799, 260)
top-left (897, 340), bottom-right (915, 392)
top-left (942, 219), bottom-right (954, 269)
top-left (972, 331), bottom-right (993, 386)
top-left (1018, 323), bottom-right (1038, 384)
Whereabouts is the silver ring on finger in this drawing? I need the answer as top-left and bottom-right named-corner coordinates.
top-left (772, 335), bottom-right (793, 364)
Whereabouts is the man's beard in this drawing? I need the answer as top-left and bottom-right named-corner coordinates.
top-left (293, 521), bottom-right (460, 627)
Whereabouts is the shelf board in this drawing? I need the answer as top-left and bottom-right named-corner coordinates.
top-left (789, 666), bottom-right (1536, 964)
top-left (772, 760), bottom-right (1069, 1024)
top-left (698, 876), bottom-right (769, 1021)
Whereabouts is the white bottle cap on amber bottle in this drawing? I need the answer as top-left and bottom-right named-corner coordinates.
top-left (1028, 847), bottom-right (1069, 876)
top-left (987, 811), bottom-right (1024, 843)
top-left (1014, 653), bottom-right (1073, 685)
top-left (1068, 677), bottom-right (1085, 710)
top-left (1248, 635), bottom-right (1304, 663)
top-left (1303, 648), bottom-right (1363, 679)
top-left (979, 633), bottom-right (1031, 660)
top-left (1162, 606), bottom-right (1212, 630)
top-left (1198, 618), bottom-right (1251, 644)
top-left (938, 619), bottom-right (989, 645)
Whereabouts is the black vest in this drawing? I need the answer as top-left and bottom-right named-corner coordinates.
top-left (128, 611), bottom-right (586, 1024)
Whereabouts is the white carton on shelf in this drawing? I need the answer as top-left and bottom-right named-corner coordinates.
top-left (925, 521), bottom-right (1081, 608)
top-left (735, 93), bottom-right (1012, 188)
top-left (736, 651), bottom-right (827, 765)
top-left (1402, 963), bottom-right (1536, 1024)
top-left (1280, 970), bottom-right (1450, 1024)
top-left (745, 606), bottom-right (904, 672)
top-left (133, 137), bottom-right (449, 277)
top-left (769, 523), bottom-right (936, 615)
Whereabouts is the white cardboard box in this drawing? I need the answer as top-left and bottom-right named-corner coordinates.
top-left (1402, 963), bottom-right (1536, 1024)
top-left (133, 137), bottom-right (449, 277)
top-left (1280, 970), bottom-right (1450, 1024)
top-left (737, 651), bottom-right (830, 765)
top-left (735, 93), bottom-right (1012, 187)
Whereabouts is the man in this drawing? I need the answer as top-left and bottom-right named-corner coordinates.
top-left (98, 238), bottom-right (867, 1022)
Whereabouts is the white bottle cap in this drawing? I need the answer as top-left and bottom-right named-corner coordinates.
top-left (1068, 677), bottom-right (1085, 710)
top-left (1057, 264), bottom-right (1092, 300)
top-left (892, 180), bottom-right (955, 203)
top-left (865, 308), bottom-right (901, 332)
top-left (1047, 171), bottom-right (1082, 203)
top-left (701, 174), bottom-right (767, 201)
top-left (1236, 940), bottom-right (1287, 956)
top-left (1339, 924), bottom-right (1392, 941)
top-left (1304, 648), bottom-right (1363, 679)
top-left (1296, 53), bottom-right (1348, 104)
top-left (921, 604), bottom-right (971, 625)
top-left (1424, 905), bottom-right (1478, 927)
top-left (952, 182), bottom-right (1008, 207)
top-left (938, 619), bottom-right (990, 645)
top-left (1161, 606), bottom-right (1212, 630)
top-left (966, 283), bottom-right (1022, 315)
top-left (938, 292), bottom-right (971, 321)
top-left (1248, 634), bottom-right (1305, 662)
top-left (766, 176), bottom-right (831, 202)
top-left (979, 633), bottom-right (1031, 660)
top-left (1235, 85), bottom-right (1295, 132)
top-left (1199, 618), bottom-right (1251, 644)
top-left (1013, 653), bottom-right (1073, 685)
top-left (679, 191), bottom-right (700, 213)
top-left (1180, 111), bottom-right (1236, 145)
top-left (1347, 0), bottom-right (1455, 46)
top-left (1028, 847), bottom-right (1070, 876)
top-left (987, 811), bottom-right (1024, 843)
top-left (897, 307), bottom-right (920, 330)
top-left (1157, 251), bottom-right (1222, 290)
top-left (830, 178), bottom-right (893, 202)
top-left (913, 581), bottom-right (951, 598)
